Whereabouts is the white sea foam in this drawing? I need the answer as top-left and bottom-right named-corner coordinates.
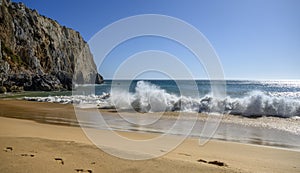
top-left (24, 93), bottom-right (110, 106)
top-left (24, 81), bottom-right (300, 118)
top-left (225, 91), bottom-right (300, 117)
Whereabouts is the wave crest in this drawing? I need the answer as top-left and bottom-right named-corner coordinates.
top-left (24, 81), bottom-right (300, 118)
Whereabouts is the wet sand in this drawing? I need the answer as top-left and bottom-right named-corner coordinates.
top-left (0, 100), bottom-right (300, 173)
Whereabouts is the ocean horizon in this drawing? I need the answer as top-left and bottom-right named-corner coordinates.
top-left (20, 79), bottom-right (300, 118)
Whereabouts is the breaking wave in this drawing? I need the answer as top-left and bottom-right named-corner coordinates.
top-left (24, 81), bottom-right (300, 118)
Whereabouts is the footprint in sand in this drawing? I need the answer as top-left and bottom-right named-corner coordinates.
top-left (54, 158), bottom-right (64, 165)
top-left (20, 153), bottom-right (35, 157)
top-left (75, 169), bottom-right (93, 173)
top-left (197, 159), bottom-right (207, 163)
top-left (197, 159), bottom-right (228, 167)
top-left (75, 169), bottom-right (84, 173)
top-left (3, 146), bottom-right (13, 152)
top-left (208, 161), bottom-right (228, 167)
top-left (4, 146), bottom-right (35, 157)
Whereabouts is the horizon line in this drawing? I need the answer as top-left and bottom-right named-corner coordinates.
top-left (102, 78), bottom-right (300, 81)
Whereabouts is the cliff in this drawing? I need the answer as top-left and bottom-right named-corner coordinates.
top-left (0, 0), bottom-right (103, 92)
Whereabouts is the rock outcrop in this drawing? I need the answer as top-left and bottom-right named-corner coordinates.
top-left (0, 0), bottom-right (103, 92)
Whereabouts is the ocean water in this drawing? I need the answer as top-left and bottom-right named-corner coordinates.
top-left (25, 80), bottom-right (300, 118)
top-left (70, 80), bottom-right (300, 117)
top-left (22, 80), bottom-right (300, 149)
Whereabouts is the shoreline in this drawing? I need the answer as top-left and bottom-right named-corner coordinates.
top-left (0, 99), bottom-right (299, 150)
top-left (0, 116), bottom-right (300, 172)
top-left (0, 99), bottom-right (300, 172)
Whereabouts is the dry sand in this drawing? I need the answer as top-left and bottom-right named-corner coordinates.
top-left (0, 100), bottom-right (299, 173)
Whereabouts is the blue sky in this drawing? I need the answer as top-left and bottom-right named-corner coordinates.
top-left (15, 0), bottom-right (300, 80)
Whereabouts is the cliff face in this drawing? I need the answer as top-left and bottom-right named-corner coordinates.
top-left (0, 0), bottom-right (103, 92)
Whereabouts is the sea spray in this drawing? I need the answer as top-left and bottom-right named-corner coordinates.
top-left (24, 80), bottom-right (300, 118)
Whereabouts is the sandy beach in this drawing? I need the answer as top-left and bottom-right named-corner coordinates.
top-left (1, 0), bottom-right (299, 172)
top-left (0, 100), bottom-right (299, 173)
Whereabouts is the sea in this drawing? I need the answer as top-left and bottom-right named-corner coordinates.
top-left (22, 80), bottom-right (300, 150)
top-left (94, 80), bottom-right (300, 117)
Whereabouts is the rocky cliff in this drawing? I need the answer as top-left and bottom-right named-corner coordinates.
top-left (0, 0), bottom-right (103, 92)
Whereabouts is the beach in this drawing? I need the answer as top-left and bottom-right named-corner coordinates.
top-left (0, 100), bottom-right (299, 173)
top-left (1, 0), bottom-right (299, 172)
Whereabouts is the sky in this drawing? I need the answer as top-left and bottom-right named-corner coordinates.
top-left (14, 0), bottom-right (300, 80)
